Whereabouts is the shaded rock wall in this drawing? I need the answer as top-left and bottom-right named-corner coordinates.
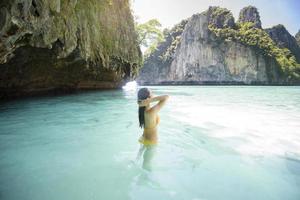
top-left (266, 25), bottom-right (300, 63)
top-left (296, 30), bottom-right (300, 47)
top-left (0, 0), bottom-right (142, 99)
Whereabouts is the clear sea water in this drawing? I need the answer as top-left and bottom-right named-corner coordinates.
top-left (0, 86), bottom-right (300, 200)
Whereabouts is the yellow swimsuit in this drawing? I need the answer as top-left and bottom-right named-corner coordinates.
top-left (139, 115), bottom-right (160, 146)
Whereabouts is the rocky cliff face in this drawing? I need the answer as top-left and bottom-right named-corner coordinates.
top-left (138, 19), bottom-right (188, 84)
top-left (205, 6), bottom-right (235, 28)
top-left (296, 30), bottom-right (300, 47)
top-left (137, 6), bottom-right (300, 85)
top-left (0, 0), bottom-right (142, 99)
top-left (238, 6), bottom-right (262, 28)
top-left (265, 25), bottom-right (300, 63)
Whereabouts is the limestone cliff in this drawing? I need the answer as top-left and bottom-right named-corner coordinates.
top-left (238, 6), bottom-right (261, 28)
top-left (137, 6), bottom-right (300, 85)
top-left (0, 0), bottom-right (142, 99)
top-left (205, 6), bottom-right (235, 29)
top-left (265, 25), bottom-right (300, 63)
top-left (296, 30), bottom-right (300, 47)
top-left (138, 19), bottom-right (188, 84)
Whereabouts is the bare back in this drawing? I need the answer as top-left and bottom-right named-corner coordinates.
top-left (140, 95), bottom-right (169, 144)
top-left (142, 110), bottom-right (160, 142)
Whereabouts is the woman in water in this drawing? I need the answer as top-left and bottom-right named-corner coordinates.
top-left (136, 88), bottom-right (169, 170)
top-left (137, 87), bottom-right (169, 145)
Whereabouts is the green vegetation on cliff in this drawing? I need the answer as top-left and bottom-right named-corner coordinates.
top-left (135, 18), bottom-right (188, 62)
top-left (160, 19), bottom-right (188, 62)
top-left (136, 19), bottom-right (164, 57)
top-left (204, 6), bottom-right (235, 28)
top-left (209, 21), bottom-right (300, 80)
top-left (0, 0), bottom-right (143, 98)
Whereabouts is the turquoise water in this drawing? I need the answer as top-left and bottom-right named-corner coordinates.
top-left (0, 86), bottom-right (300, 200)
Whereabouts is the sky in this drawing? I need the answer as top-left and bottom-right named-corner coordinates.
top-left (132, 0), bottom-right (300, 36)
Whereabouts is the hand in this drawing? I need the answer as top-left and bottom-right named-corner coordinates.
top-left (138, 98), bottom-right (151, 107)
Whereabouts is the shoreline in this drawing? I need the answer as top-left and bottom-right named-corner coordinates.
top-left (0, 87), bottom-right (123, 102)
top-left (1, 83), bottom-right (300, 102)
top-left (137, 81), bottom-right (300, 86)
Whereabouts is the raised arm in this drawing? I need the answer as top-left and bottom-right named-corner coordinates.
top-left (149, 95), bottom-right (169, 113)
top-left (138, 95), bottom-right (169, 109)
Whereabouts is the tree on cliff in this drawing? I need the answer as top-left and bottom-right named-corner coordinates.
top-left (135, 19), bottom-right (164, 56)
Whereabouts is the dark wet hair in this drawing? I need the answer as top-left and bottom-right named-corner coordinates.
top-left (137, 88), bottom-right (151, 128)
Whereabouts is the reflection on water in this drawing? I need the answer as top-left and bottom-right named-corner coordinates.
top-left (142, 146), bottom-right (157, 171)
top-left (136, 145), bottom-right (157, 171)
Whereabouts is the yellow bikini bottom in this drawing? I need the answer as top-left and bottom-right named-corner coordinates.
top-left (138, 136), bottom-right (157, 146)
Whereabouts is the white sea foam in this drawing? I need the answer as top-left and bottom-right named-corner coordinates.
top-left (122, 81), bottom-right (137, 91)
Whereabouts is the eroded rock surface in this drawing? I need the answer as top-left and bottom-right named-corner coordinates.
top-left (137, 8), bottom-right (285, 85)
top-left (266, 25), bottom-right (300, 63)
top-left (295, 30), bottom-right (300, 47)
top-left (238, 6), bottom-right (262, 28)
top-left (0, 0), bottom-right (142, 99)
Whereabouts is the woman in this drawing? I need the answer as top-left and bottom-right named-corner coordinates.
top-left (136, 88), bottom-right (169, 170)
top-left (137, 88), bottom-right (169, 145)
